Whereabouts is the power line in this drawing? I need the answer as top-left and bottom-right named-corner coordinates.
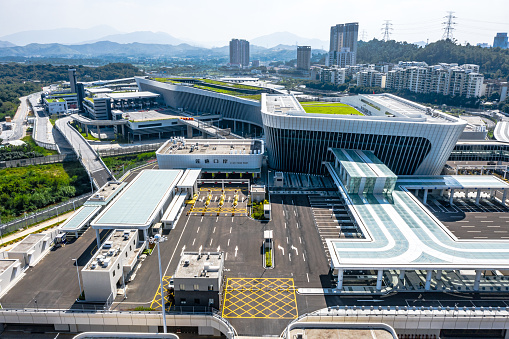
top-left (442, 11), bottom-right (457, 40)
top-left (360, 30), bottom-right (368, 41)
top-left (381, 20), bottom-right (393, 41)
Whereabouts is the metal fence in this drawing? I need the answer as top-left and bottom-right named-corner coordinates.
top-left (0, 153), bottom-right (77, 168)
top-left (0, 192), bottom-right (92, 236)
top-left (97, 142), bottom-right (164, 157)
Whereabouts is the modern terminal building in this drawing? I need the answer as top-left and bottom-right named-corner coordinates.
top-left (325, 148), bottom-right (509, 293)
top-left (262, 93), bottom-right (466, 175)
top-left (134, 78), bottom-right (467, 176)
top-left (156, 138), bottom-right (264, 178)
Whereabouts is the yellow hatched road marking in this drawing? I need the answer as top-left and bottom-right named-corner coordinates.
top-left (149, 276), bottom-right (173, 310)
top-left (222, 278), bottom-right (298, 319)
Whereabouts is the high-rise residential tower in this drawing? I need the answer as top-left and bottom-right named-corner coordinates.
top-left (493, 33), bottom-right (509, 49)
top-left (297, 46), bottom-right (311, 71)
top-left (229, 39), bottom-right (250, 67)
top-left (328, 22), bottom-right (359, 67)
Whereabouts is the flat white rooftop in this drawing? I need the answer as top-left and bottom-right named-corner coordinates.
top-left (83, 229), bottom-right (137, 271)
top-left (174, 252), bottom-right (223, 279)
top-left (327, 164), bottom-right (509, 271)
top-left (120, 108), bottom-right (181, 122)
top-left (9, 234), bottom-right (48, 252)
top-left (91, 170), bottom-right (183, 229)
top-left (106, 91), bottom-right (160, 100)
top-left (158, 139), bottom-right (263, 155)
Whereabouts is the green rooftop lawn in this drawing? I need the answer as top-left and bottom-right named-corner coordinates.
top-left (300, 102), bottom-right (363, 115)
top-left (194, 85), bottom-right (260, 101)
top-left (200, 79), bottom-right (261, 90)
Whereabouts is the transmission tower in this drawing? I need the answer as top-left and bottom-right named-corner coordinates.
top-left (381, 20), bottom-right (393, 41)
top-left (360, 30), bottom-right (368, 41)
top-left (442, 11), bottom-right (456, 40)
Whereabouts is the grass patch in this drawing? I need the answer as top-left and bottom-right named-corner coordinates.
top-left (194, 85), bottom-right (261, 101)
top-left (265, 247), bottom-right (272, 267)
top-left (21, 135), bottom-right (58, 156)
top-left (0, 162), bottom-right (89, 222)
top-left (200, 79), bottom-right (261, 90)
top-left (133, 306), bottom-right (155, 311)
top-left (0, 220), bottom-right (64, 249)
top-left (49, 118), bottom-right (56, 126)
top-left (251, 200), bottom-right (269, 220)
top-left (300, 102), bottom-right (362, 115)
top-left (102, 152), bottom-right (156, 177)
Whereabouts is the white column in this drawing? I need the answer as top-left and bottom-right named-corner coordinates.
top-left (449, 189), bottom-right (454, 205)
top-left (475, 188), bottom-right (481, 205)
top-left (399, 270), bottom-right (405, 280)
top-left (474, 270), bottom-right (482, 291)
top-left (143, 228), bottom-right (149, 246)
top-left (436, 270), bottom-right (442, 280)
top-left (423, 189), bottom-right (428, 205)
top-left (95, 228), bottom-right (101, 249)
top-left (440, 189), bottom-right (445, 196)
top-left (425, 270), bottom-right (433, 290)
top-left (503, 190), bottom-right (508, 206)
top-left (415, 189), bottom-right (419, 197)
top-left (337, 269), bottom-right (344, 290)
top-left (376, 270), bottom-right (383, 290)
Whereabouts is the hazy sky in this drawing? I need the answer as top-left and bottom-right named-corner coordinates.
top-left (1, 0), bottom-right (507, 45)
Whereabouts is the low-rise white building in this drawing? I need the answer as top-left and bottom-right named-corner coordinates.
top-left (7, 231), bottom-right (58, 268)
top-left (0, 259), bottom-right (22, 296)
top-left (44, 98), bottom-right (68, 115)
top-left (156, 138), bottom-right (264, 177)
top-left (81, 229), bottom-right (139, 302)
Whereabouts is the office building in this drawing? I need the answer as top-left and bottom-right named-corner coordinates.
top-left (297, 46), bottom-right (311, 71)
top-left (156, 138), bottom-right (264, 176)
top-left (81, 229), bottom-right (139, 301)
top-left (229, 39), bottom-right (250, 67)
top-left (68, 69), bottom-right (77, 94)
top-left (327, 23), bottom-right (359, 67)
top-left (493, 33), bottom-right (509, 49)
top-left (173, 252), bottom-right (224, 308)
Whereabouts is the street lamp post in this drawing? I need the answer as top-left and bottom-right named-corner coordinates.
top-left (150, 234), bottom-right (168, 333)
top-left (72, 258), bottom-right (82, 299)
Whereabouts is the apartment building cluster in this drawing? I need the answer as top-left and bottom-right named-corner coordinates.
top-left (385, 62), bottom-right (484, 98)
top-left (310, 63), bottom-right (388, 87)
top-left (311, 61), bottom-right (485, 99)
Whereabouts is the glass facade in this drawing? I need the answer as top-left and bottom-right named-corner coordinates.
top-left (265, 127), bottom-right (432, 175)
top-left (450, 143), bottom-right (509, 162)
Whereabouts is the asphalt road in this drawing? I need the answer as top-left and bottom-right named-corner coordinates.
top-left (56, 116), bottom-right (112, 188)
top-left (116, 193), bottom-right (330, 336)
top-left (425, 195), bottom-right (509, 239)
top-left (2, 95), bottom-right (29, 142)
top-left (0, 227), bottom-right (110, 309)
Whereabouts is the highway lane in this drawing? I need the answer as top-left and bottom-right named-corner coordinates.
top-left (56, 116), bottom-right (112, 188)
top-left (2, 95), bottom-right (30, 142)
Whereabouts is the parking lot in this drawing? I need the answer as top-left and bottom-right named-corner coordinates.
top-left (110, 189), bottom-right (330, 335)
top-left (423, 194), bottom-right (509, 239)
top-left (190, 184), bottom-right (249, 216)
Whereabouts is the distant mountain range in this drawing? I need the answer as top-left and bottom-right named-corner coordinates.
top-left (0, 27), bottom-right (329, 50)
top-left (0, 41), bottom-right (15, 48)
top-left (81, 31), bottom-right (186, 46)
top-left (250, 32), bottom-right (328, 50)
top-left (0, 26), bottom-right (121, 46)
top-left (0, 40), bottom-right (326, 61)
